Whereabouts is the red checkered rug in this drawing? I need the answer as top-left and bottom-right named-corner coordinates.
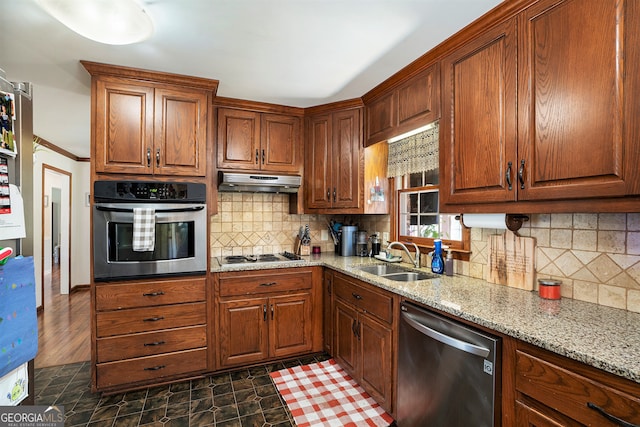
top-left (270, 358), bottom-right (394, 427)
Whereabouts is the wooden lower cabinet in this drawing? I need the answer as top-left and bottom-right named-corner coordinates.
top-left (92, 276), bottom-right (209, 392)
top-left (215, 267), bottom-right (323, 369)
top-left (332, 272), bottom-right (395, 414)
top-left (510, 340), bottom-right (640, 427)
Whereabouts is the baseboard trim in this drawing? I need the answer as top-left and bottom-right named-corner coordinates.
top-left (70, 284), bottom-right (90, 293)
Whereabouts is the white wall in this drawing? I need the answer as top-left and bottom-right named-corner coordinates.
top-left (33, 148), bottom-right (90, 306)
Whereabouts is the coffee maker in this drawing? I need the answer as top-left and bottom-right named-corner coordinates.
top-left (356, 231), bottom-right (369, 257)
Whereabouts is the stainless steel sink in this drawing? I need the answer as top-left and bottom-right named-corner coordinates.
top-left (382, 272), bottom-right (436, 281)
top-left (357, 264), bottom-right (436, 281)
top-left (357, 264), bottom-right (412, 276)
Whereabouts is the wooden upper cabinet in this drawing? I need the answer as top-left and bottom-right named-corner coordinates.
top-left (217, 108), bottom-right (261, 170)
top-left (84, 61), bottom-right (215, 177)
top-left (440, 0), bottom-right (640, 210)
top-left (95, 79), bottom-right (154, 174)
top-left (517, 0), bottom-right (638, 200)
top-left (440, 18), bottom-right (518, 205)
top-left (261, 113), bottom-right (302, 173)
top-left (154, 86), bottom-right (208, 176)
top-left (365, 63), bottom-right (440, 146)
top-left (305, 107), bottom-right (362, 211)
top-left (217, 107), bottom-right (302, 174)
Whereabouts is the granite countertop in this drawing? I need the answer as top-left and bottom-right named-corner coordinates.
top-left (211, 253), bottom-right (640, 384)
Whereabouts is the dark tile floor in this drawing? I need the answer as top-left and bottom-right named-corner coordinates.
top-left (35, 353), bottom-right (331, 427)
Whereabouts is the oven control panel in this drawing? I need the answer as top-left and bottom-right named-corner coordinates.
top-left (93, 181), bottom-right (206, 203)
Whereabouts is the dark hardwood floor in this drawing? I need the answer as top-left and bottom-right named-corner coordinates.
top-left (35, 264), bottom-right (91, 368)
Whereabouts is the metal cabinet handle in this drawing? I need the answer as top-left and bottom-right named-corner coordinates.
top-left (351, 318), bottom-right (357, 336)
top-left (506, 161), bottom-right (513, 191)
top-left (271, 304), bottom-right (274, 320)
top-left (156, 149), bottom-right (160, 167)
top-left (144, 365), bottom-right (166, 371)
top-left (143, 316), bottom-right (165, 322)
top-left (326, 189), bottom-right (331, 201)
top-left (263, 304), bottom-right (267, 321)
top-left (262, 149), bottom-right (265, 164)
top-left (333, 188), bottom-right (336, 202)
top-left (518, 159), bottom-right (525, 189)
top-left (142, 291), bottom-right (165, 297)
top-left (587, 402), bottom-right (640, 427)
top-left (259, 282), bottom-right (276, 287)
top-left (143, 341), bottom-right (166, 347)
top-left (352, 292), bottom-right (362, 300)
top-left (146, 148), bottom-right (151, 167)
top-left (255, 149), bottom-right (259, 164)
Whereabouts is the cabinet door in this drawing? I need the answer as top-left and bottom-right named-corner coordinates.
top-left (517, 0), bottom-right (637, 200)
top-left (261, 113), bottom-right (302, 173)
top-left (332, 109), bottom-right (362, 209)
top-left (305, 114), bottom-right (332, 209)
top-left (154, 87), bottom-right (208, 176)
top-left (218, 298), bottom-right (268, 367)
top-left (397, 64), bottom-right (440, 132)
top-left (365, 91), bottom-right (396, 146)
top-left (440, 18), bottom-right (518, 205)
top-left (217, 108), bottom-right (261, 170)
top-left (333, 299), bottom-right (358, 376)
top-left (359, 314), bottom-right (393, 413)
top-left (94, 79), bottom-right (154, 174)
top-left (269, 293), bottom-right (313, 358)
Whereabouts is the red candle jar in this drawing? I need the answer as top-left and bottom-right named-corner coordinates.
top-left (538, 279), bottom-right (562, 300)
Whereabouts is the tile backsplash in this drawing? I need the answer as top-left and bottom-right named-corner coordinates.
top-left (209, 193), bottom-right (390, 258)
top-left (210, 194), bottom-right (639, 312)
top-left (464, 213), bottom-right (640, 313)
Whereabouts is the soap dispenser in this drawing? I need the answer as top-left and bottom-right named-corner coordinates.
top-left (445, 249), bottom-right (454, 276)
top-left (431, 239), bottom-right (445, 274)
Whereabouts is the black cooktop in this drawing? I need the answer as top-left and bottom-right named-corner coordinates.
top-left (218, 252), bottom-right (302, 266)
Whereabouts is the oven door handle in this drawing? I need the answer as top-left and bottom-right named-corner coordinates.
top-left (95, 206), bottom-right (205, 213)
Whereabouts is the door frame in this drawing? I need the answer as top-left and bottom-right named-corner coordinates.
top-left (41, 164), bottom-right (72, 306)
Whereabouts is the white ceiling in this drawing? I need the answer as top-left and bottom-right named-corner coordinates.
top-left (2, 0), bottom-right (501, 158)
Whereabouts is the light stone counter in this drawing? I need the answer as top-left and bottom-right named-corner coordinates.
top-left (212, 253), bottom-right (640, 384)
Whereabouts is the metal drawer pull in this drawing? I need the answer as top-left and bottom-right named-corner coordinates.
top-left (143, 341), bottom-right (166, 347)
top-left (587, 402), bottom-right (639, 427)
top-left (518, 159), bottom-right (525, 189)
top-left (143, 316), bottom-right (165, 322)
top-left (144, 365), bottom-right (166, 371)
top-left (142, 291), bottom-right (165, 297)
top-left (352, 292), bottom-right (362, 300)
top-left (260, 282), bottom-right (277, 287)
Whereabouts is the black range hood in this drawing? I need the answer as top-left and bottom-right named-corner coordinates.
top-left (218, 172), bottom-right (301, 194)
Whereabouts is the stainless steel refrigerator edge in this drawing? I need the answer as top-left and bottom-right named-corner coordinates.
top-left (0, 71), bottom-right (33, 257)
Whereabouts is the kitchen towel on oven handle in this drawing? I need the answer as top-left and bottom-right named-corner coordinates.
top-left (133, 207), bottom-right (155, 252)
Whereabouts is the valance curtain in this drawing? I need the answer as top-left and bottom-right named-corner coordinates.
top-left (386, 122), bottom-right (439, 178)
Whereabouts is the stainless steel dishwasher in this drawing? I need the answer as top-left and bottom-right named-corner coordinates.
top-left (397, 301), bottom-right (500, 427)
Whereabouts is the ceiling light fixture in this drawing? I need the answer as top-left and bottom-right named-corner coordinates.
top-left (36, 0), bottom-right (153, 45)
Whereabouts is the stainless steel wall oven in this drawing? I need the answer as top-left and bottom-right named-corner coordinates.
top-left (92, 181), bottom-right (207, 282)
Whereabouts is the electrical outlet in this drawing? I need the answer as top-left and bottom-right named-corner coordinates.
top-left (382, 232), bottom-right (390, 243)
top-left (321, 230), bottom-right (329, 241)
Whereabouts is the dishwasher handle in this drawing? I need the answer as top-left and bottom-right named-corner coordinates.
top-left (402, 310), bottom-right (491, 358)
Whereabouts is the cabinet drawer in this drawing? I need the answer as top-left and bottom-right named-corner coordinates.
top-left (96, 325), bottom-right (207, 363)
top-left (219, 269), bottom-right (311, 297)
top-left (96, 348), bottom-right (207, 389)
top-left (95, 277), bottom-right (206, 311)
top-left (516, 349), bottom-right (640, 426)
top-left (334, 276), bottom-right (393, 324)
top-left (96, 302), bottom-right (206, 337)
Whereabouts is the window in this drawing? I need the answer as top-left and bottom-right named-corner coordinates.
top-left (395, 169), bottom-right (469, 253)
